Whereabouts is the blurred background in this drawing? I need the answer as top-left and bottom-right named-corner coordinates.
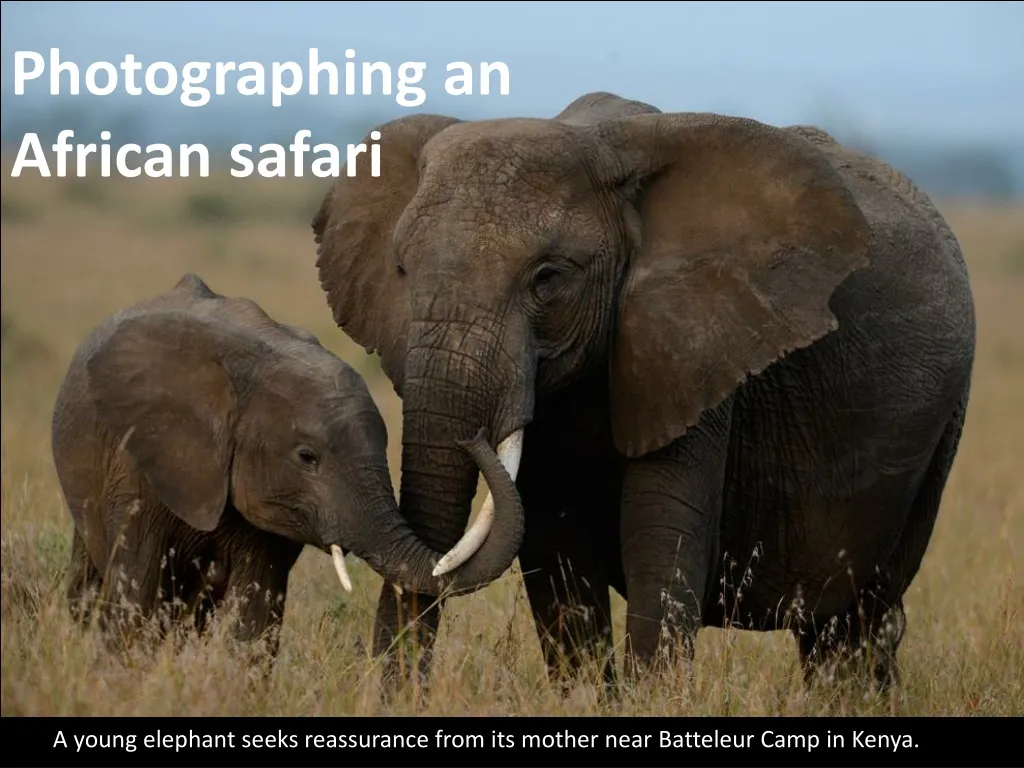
top-left (1, 1), bottom-right (1021, 716)
top-left (2, 0), bottom-right (1023, 198)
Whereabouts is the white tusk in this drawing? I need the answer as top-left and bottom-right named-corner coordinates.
top-left (330, 544), bottom-right (353, 592)
top-left (432, 429), bottom-right (523, 578)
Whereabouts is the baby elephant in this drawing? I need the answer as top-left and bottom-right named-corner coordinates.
top-left (53, 273), bottom-right (382, 650)
top-left (52, 273), bottom-right (524, 655)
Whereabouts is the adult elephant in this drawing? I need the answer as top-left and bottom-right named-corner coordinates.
top-left (311, 92), bottom-right (975, 695)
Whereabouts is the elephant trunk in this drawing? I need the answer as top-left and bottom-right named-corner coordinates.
top-left (431, 428), bottom-right (523, 576)
top-left (311, 411), bottom-right (524, 598)
top-left (355, 427), bottom-right (524, 596)
top-left (318, 428), bottom-right (524, 598)
top-left (383, 307), bottom-right (532, 593)
top-left (316, 303), bottom-right (528, 597)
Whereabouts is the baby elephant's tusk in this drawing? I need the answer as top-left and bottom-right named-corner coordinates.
top-left (330, 544), bottom-right (353, 592)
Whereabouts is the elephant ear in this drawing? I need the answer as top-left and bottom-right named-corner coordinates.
top-left (598, 113), bottom-right (872, 458)
top-left (313, 114), bottom-right (461, 397)
top-left (87, 310), bottom-right (254, 531)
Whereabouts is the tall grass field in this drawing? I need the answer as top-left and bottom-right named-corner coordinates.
top-left (2, 169), bottom-right (1021, 716)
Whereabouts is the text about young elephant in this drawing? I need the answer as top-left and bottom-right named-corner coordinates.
top-left (9, 48), bottom-right (512, 179)
top-left (52, 726), bottom-right (919, 754)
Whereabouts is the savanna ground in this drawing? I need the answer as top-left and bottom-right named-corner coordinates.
top-left (1, 161), bottom-right (1021, 717)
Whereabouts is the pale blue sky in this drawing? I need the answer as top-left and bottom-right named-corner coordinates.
top-left (2, 0), bottom-right (1022, 142)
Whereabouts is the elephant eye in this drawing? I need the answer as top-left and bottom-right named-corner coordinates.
top-left (296, 447), bottom-right (320, 469)
top-left (532, 265), bottom-right (565, 301)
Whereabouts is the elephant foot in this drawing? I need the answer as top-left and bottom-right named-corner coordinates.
top-left (371, 584), bottom-right (446, 708)
top-left (67, 585), bottom-right (101, 628)
top-left (66, 529), bottom-right (103, 627)
top-left (797, 598), bottom-right (906, 696)
top-left (375, 643), bottom-right (435, 708)
top-left (623, 620), bottom-right (698, 692)
top-left (373, 626), bottom-right (437, 708)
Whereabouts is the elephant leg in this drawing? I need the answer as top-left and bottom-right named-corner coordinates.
top-left (798, 399), bottom-right (966, 693)
top-left (66, 527), bottom-right (102, 626)
top-left (372, 587), bottom-right (444, 702)
top-left (223, 538), bottom-right (302, 660)
top-left (93, 513), bottom-right (177, 649)
top-left (619, 400), bottom-right (731, 680)
top-left (515, 376), bottom-right (622, 695)
top-left (518, 511), bottom-right (615, 694)
top-left (190, 556), bottom-right (230, 637)
top-left (797, 585), bottom-right (907, 692)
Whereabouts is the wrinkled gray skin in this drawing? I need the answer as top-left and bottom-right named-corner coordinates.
top-left (312, 92), bottom-right (976, 695)
top-left (53, 273), bottom-right (524, 652)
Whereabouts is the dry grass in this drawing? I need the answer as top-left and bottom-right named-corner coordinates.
top-left (1, 165), bottom-right (1021, 717)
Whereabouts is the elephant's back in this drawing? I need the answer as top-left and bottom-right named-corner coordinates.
top-left (810, 135), bottom-right (973, 346)
top-left (803, 134), bottom-right (976, 410)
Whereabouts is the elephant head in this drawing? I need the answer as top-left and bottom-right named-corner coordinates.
top-left (312, 92), bottom-right (870, 640)
top-left (84, 273), bottom-right (525, 597)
